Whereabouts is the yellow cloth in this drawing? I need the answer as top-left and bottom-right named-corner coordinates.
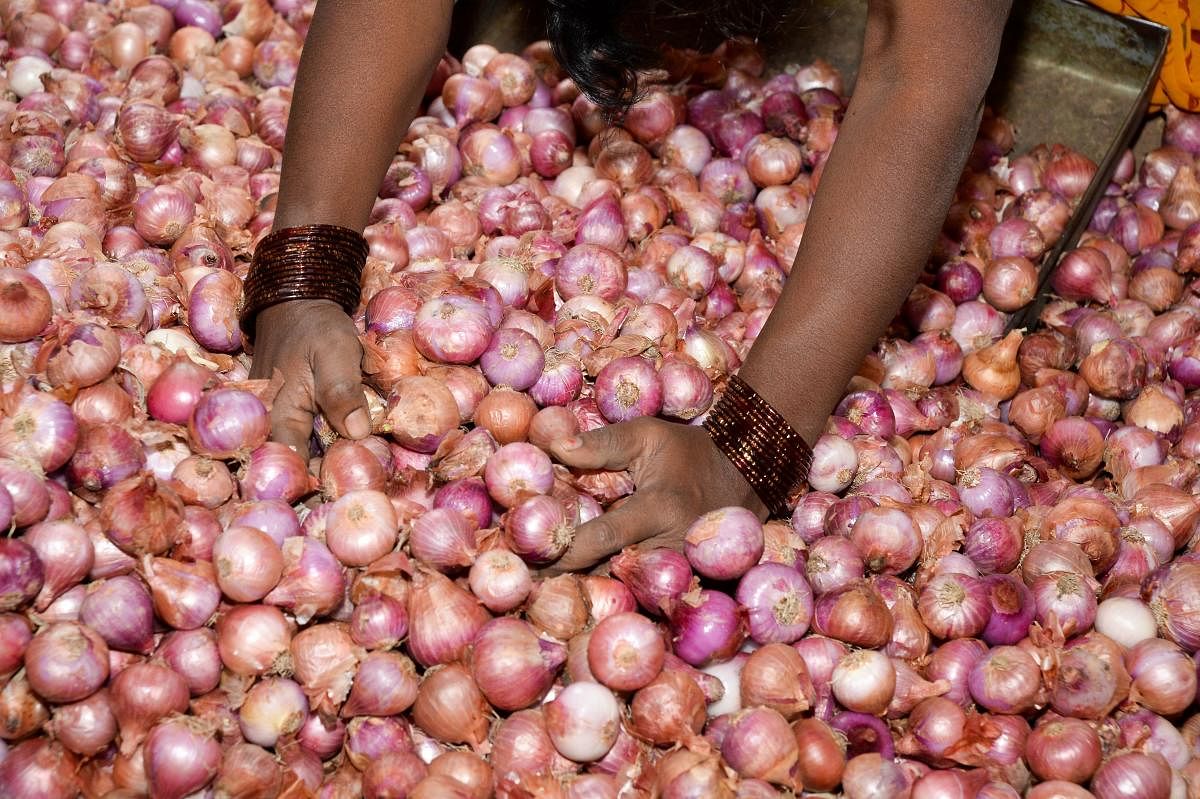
top-left (1087, 0), bottom-right (1199, 111)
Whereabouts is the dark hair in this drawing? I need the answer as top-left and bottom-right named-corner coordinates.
top-left (544, 0), bottom-right (771, 115)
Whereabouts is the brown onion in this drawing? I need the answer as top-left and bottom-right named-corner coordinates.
top-left (411, 663), bottom-right (490, 749)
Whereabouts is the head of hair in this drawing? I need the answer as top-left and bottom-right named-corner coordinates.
top-left (544, 0), bottom-right (773, 117)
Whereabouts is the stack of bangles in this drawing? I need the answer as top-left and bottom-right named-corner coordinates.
top-left (239, 225), bottom-right (811, 517)
top-left (703, 375), bottom-right (814, 518)
top-left (239, 224), bottom-right (369, 340)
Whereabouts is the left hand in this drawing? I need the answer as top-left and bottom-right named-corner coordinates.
top-left (545, 417), bottom-right (767, 574)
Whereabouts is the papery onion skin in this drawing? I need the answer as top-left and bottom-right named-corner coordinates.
top-left (411, 663), bottom-right (491, 749)
top-left (544, 681), bottom-right (622, 763)
top-left (670, 588), bottom-right (747, 667)
top-left (1091, 751), bottom-right (1172, 799)
top-left (471, 616), bottom-right (565, 711)
top-left (587, 611), bottom-right (665, 692)
top-left (144, 716), bottom-right (222, 799)
top-left (23, 621), bottom-right (109, 704)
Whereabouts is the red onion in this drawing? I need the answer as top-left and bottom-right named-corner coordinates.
top-left (1126, 637), bottom-right (1197, 715)
top-left (804, 536), bottom-right (864, 597)
top-left (24, 621), bottom-right (109, 703)
top-left (77, 573), bottom-right (154, 655)
top-left (0, 738), bottom-right (79, 799)
top-left (1091, 751), bottom-right (1172, 799)
top-left (593, 355), bottom-right (662, 422)
top-left (479, 327), bottom-right (545, 391)
top-left (45, 686), bottom-right (115, 759)
top-left (964, 645), bottom-right (1042, 714)
top-left (227, 499), bottom-right (301, 546)
top-left (339, 650), bottom-right (419, 718)
top-left (720, 706), bottom-right (797, 787)
top-left (467, 548), bottom-right (531, 613)
top-left (484, 441), bottom-right (554, 508)
top-left (505, 494), bottom-right (574, 565)
top-left (146, 356), bottom-right (213, 425)
top-left (1031, 571), bottom-right (1097, 637)
top-left (156, 628), bottom-right (220, 697)
top-left (731, 562), bottom-right (812, 645)
top-left (386, 375), bottom-right (460, 452)
top-left (214, 603), bottom-right (292, 677)
top-left (555, 243), bottom-right (627, 302)
top-left (470, 617), bottom-right (565, 710)
top-left (188, 387), bottom-right (269, 458)
top-left (66, 424), bottom-right (143, 493)
top-left (19, 520), bottom-right (87, 613)
top-left (110, 660), bottom-right (189, 754)
top-left (170, 455), bottom-right (234, 509)
top-left (412, 663), bottom-right (490, 749)
top-left (578, 611), bottom-right (663, 692)
top-left (682, 506), bottom-right (763, 580)
top-left (0, 391), bottom-right (76, 484)
top-left (1049, 646), bottom-right (1124, 719)
top-left (408, 567), bottom-right (490, 668)
top-left (410, 507), bottom-right (477, 571)
top-left (344, 715), bottom-right (413, 771)
top-left (610, 546), bottom-right (693, 616)
top-left (211, 525), bottom-right (283, 602)
top-left (670, 588), bottom-right (746, 667)
top-left (143, 716), bottom-right (221, 799)
top-left (979, 573), bottom-right (1035, 646)
top-left (1025, 717), bottom-right (1102, 783)
top-left (324, 489), bottom-right (398, 567)
top-left (345, 586), bottom-right (408, 649)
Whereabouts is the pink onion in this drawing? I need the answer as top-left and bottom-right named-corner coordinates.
top-left (144, 716), bottom-right (221, 799)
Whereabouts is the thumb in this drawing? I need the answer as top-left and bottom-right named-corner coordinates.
top-left (548, 421), bottom-right (644, 471)
top-left (543, 496), bottom-right (667, 575)
top-left (313, 349), bottom-right (371, 440)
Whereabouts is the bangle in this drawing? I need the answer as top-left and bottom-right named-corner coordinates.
top-left (703, 375), bottom-right (813, 519)
top-left (239, 224), bottom-right (369, 340)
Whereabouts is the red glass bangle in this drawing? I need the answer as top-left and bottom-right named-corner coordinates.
top-left (240, 224), bottom-right (368, 340)
top-left (703, 375), bottom-right (813, 518)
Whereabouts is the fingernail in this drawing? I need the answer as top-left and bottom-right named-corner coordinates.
top-left (345, 409), bottom-right (370, 439)
top-left (559, 436), bottom-right (581, 451)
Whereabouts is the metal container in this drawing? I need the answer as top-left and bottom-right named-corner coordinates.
top-left (449, 0), bottom-right (1168, 328)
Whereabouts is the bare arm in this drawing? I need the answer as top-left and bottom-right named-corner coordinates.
top-left (250, 0), bottom-right (452, 454)
top-left (738, 0), bottom-right (1013, 444)
top-left (273, 0), bottom-right (453, 230)
top-left (550, 0), bottom-right (1012, 570)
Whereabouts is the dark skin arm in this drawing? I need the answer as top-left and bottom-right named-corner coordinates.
top-left (248, 0), bottom-right (453, 455)
top-left (548, 0), bottom-right (1014, 571)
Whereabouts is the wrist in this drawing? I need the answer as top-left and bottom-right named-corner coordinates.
top-left (240, 225), bottom-right (367, 341)
top-left (702, 375), bottom-right (814, 519)
top-left (255, 297), bottom-right (344, 327)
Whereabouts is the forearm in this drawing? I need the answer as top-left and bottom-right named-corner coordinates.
top-left (272, 0), bottom-right (453, 232)
top-left (739, 82), bottom-right (984, 443)
top-left (738, 0), bottom-right (1011, 445)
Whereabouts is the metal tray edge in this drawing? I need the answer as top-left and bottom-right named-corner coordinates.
top-left (1008, 4), bottom-right (1169, 331)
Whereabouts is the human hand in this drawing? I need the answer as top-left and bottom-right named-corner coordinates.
top-left (247, 299), bottom-right (370, 457)
top-left (545, 417), bottom-right (766, 573)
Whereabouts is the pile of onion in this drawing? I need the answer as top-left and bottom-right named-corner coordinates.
top-left (1, 6), bottom-right (1200, 799)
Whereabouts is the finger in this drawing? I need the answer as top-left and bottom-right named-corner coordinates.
top-left (545, 496), bottom-right (670, 575)
top-left (313, 347), bottom-right (371, 440)
top-left (548, 421), bottom-right (647, 472)
top-left (270, 381), bottom-right (316, 458)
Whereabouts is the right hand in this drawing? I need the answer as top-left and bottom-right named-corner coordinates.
top-left (247, 299), bottom-right (371, 457)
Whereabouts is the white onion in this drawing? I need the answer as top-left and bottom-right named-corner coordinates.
top-left (544, 682), bottom-right (621, 762)
top-left (9, 56), bottom-right (53, 98)
top-left (1094, 597), bottom-right (1157, 649)
top-left (701, 656), bottom-right (745, 717)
